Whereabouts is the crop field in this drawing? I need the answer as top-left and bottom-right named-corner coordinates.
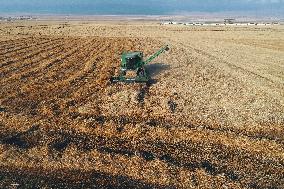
top-left (0, 21), bottom-right (283, 188)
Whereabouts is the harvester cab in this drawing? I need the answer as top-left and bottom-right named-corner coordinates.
top-left (111, 45), bottom-right (169, 83)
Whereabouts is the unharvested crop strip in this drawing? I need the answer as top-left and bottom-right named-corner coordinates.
top-left (66, 38), bottom-right (136, 102)
top-left (51, 38), bottom-right (101, 81)
top-left (5, 42), bottom-right (64, 71)
top-left (11, 39), bottom-right (74, 71)
top-left (8, 39), bottom-right (104, 104)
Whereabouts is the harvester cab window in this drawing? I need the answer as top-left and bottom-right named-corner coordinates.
top-left (126, 56), bottom-right (138, 70)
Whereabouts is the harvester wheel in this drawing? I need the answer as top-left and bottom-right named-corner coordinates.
top-left (137, 68), bottom-right (145, 77)
top-left (120, 70), bottom-right (126, 76)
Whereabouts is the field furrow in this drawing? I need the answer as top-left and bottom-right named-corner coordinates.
top-left (34, 38), bottom-right (98, 83)
top-left (1, 39), bottom-right (77, 77)
top-left (0, 39), bottom-right (78, 83)
top-left (0, 38), bottom-right (61, 60)
top-left (0, 36), bottom-right (36, 49)
top-left (0, 38), bottom-right (64, 70)
top-left (0, 37), bottom-right (48, 52)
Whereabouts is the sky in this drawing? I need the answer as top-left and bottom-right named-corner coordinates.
top-left (0, 0), bottom-right (283, 16)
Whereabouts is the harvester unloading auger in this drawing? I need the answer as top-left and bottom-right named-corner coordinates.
top-left (111, 45), bottom-right (169, 83)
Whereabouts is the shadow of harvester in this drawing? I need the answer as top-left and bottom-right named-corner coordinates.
top-left (146, 63), bottom-right (170, 77)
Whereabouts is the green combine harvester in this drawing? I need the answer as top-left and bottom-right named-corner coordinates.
top-left (111, 45), bottom-right (169, 83)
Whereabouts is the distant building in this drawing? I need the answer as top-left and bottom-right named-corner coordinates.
top-left (224, 19), bottom-right (235, 24)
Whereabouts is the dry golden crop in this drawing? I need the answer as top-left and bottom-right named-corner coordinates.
top-left (0, 21), bottom-right (283, 188)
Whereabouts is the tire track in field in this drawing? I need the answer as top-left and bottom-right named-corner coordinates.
top-left (163, 39), bottom-right (284, 142)
top-left (0, 38), bottom-right (63, 70)
top-left (169, 39), bottom-right (283, 86)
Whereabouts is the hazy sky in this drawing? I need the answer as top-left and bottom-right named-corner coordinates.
top-left (0, 0), bottom-right (283, 16)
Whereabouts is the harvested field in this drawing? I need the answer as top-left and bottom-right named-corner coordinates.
top-left (0, 21), bottom-right (283, 188)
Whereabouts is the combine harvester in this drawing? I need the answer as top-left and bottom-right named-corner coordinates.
top-left (111, 45), bottom-right (169, 83)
